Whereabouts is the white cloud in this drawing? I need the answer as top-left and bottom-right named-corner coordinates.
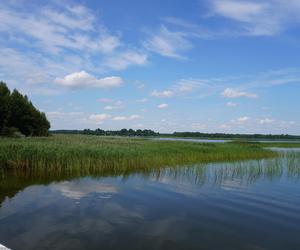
top-left (0, 3), bottom-right (120, 53)
top-left (231, 116), bottom-right (251, 125)
top-left (47, 111), bottom-right (84, 118)
top-left (163, 17), bottom-right (214, 39)
top-left (0, 2), bottom-right (148, 97)
top-left (104, 50), bottom-right (148, 70)
top-left (144, 26), bottom-right (192, 58)
top-left (259, 118), bottom-right (274, 125)
top-left (237, 116), bottom-right (250, 123)
top-left (54, 181), bottom-right (117, 200)
top-left (97, 98), bottom-right (114, 103)
top-left (222, 88), bottom-right (258, 98)
top-left (104, 104), bottom-right (124, 111)
top-left (212, 1), bottom-right (266, 23)
top-left (157, 103), bottom-right (169, 109)
top-left (151, 90), bottom-right (174, 98)
top-left (210, 0), bottom-right (300, 36)
top-left (96, 35), bottom-right (121, 54)
top-left (55, 71), bottom-right (123, 89)
top-left (89, 113), bottom-right (111, 124)
top-left (112, 115), bottom-right (140, 121)
top-left (149, 79), bottom-right (212, 100)
top-left (41, 7), bottom-right (95, 31)
top-left (177, 80), bottom-right (198, 93)
top-left (279, 120), bottom-right (296, 128)
top-left (148, 68), bottom-right (300, 102)
top-left (49, 111), bottom-right (142, 128)
top-left (101, 100), bottom-right (124, 110)
top-left (226, 101), bottom-right (237, 107)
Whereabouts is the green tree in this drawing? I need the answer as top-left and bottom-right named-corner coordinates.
top-left (0, 82), bottom-right (11, 134)
top-left (1, 84), bottom-right (51, 136)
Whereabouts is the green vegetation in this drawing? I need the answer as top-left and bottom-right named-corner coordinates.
top-left (52, 128), bottom-right (158, 137)
top-left (0, 135), bottom-right (277, 174)
top-left (0, 82), bottom-right (50, 137)
top-left (51, 128), bottom-right (300, 140)
top-left (1, 149), bottom-right (300, 207)
top-left (257, 142), bottom-right (300, 148)
top-left (170, 132), bottom-right (300, 140)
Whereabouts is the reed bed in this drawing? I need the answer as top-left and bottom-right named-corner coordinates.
top-left (0, 134), bottom-right (277, 174)
top-left (248, 142), bottom-right (300, 148)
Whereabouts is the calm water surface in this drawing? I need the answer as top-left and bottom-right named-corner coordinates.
top-left (0, 151), bottom-right (300, 250)
top-left (153, 138), bottom-right (300, 144)
top-left (153, 137), bottom-right (230, 143)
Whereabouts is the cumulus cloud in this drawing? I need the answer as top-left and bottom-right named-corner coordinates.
top-left (89, 112), bottom-right (140, 124)
top-left (149, 79), bottom-right (212, 100)
top-left (144, 26), bottom-right (192, 58)
top-left (157, 103), bottom-right (169, 109)
top-left (222, 88), bottom-right (258, 98)
top-left (55, 71), bottom-right (123, 89)
top-left (231, 116), bottom-right (251, 125)
top-left (0, 2), bottom-right (148, 96)
top-left (151, 90), bottom-right (174, 98)
top-left (112, 115), bottom-right (140, 121)
top-left (259, 118), bottom-right (274, 125)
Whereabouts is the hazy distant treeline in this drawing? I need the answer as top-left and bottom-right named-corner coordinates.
top-left (51, 128), bottom-right (158, 137)
top-left (51, 129), bottom-right (300, 139)
top-left (171, 132), bottom-right (300, 140)
top-left (0, 82), bottom-right (50, 136)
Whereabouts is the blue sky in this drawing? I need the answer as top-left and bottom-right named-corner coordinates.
top-left (0, 0), bottom-right (300, 134)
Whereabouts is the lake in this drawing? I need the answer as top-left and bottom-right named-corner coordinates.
top-left (153, 137), bottom-right (300, 144)
top-left (0, 150), bottom-right (300, 250)
top-left (153, 137), bottom-right (230, 143)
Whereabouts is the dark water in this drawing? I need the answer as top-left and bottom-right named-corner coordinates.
top-left (1, 151), bottom-right (300, 250)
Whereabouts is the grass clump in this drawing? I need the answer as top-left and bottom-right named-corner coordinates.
top-left (0, 134), bottom-right (277, 175)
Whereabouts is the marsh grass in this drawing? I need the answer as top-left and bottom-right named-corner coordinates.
top-left (1, 149), bottom-right (299, 207)
top-left (249, 142), bottom-right (300, 148)
top-left (0, 135), bottom-right (277, 175)
top-left (149, 151), bottom-right (300, 186)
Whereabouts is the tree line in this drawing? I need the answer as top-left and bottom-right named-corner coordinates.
top-left (51, 128), bottom-right (158, 137)
top-left (170, 132), bottom-right (300, 140)
top-left (51, 129), bottom-right (300, 140)
top-left (0, 82), bottom-right (50, 136)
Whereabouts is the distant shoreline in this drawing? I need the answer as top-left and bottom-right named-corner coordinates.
top-left (50, 129), bottom-right (300, 141)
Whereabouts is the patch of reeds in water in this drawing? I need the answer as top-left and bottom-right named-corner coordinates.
top-left (0, 135), bottom-right (277, 174)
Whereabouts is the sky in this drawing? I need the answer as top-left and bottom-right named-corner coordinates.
top-left (0, 0), bottom-right (300, 134)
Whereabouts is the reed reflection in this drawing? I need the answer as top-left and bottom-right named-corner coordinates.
top-left (1, 151), bottom-right (299, 206)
